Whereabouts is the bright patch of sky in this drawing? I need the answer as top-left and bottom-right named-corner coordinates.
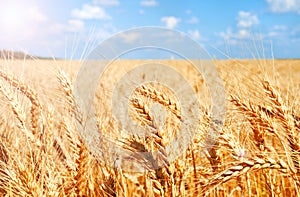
top-left (0, 0), bottom-right (299, 59)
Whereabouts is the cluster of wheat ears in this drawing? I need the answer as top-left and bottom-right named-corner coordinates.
top-left (0, 59), bottom-right (299, 196)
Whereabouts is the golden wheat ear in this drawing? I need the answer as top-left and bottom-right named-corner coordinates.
top-left (203, 157), bottom-right (294, 194)
top-left (230, 94), bottom-right (270, 151)
top-left (0, 84), bottom-right (27, 130)
top-left (0, 70), bottom-right (41, 142)
top-left (136, 84), bottom-right (182, 121)
top-left (0, 140), bottom-right (8, 164)
top-left (57, 70), bottom-right (75, 113)
top-left (262, 80), bottom-right (300, 173)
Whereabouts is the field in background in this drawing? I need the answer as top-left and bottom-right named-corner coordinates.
top-left (0, 59), bottom-right (299, 196)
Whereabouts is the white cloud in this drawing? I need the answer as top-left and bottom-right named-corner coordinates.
top-left (237, 29), bottom-right (250, 38)
top-left (188, 30), bottom-right (201, 40)
top-left (187, 16), bottom-right (199, 24)
top-left (268, 31), bottom-right (279, 37)
top-left (67, 20), bottom-right (85, 32)
top-left (218, 11), bottom-right (260, 43)
top-left (161, 16), bottom-right (180, 29)
top-left (218, 28), bottom-right (233, 40)
top-left (219, 28), bottom-right (240, 41)
top-left (273, 25), bottom-right (287, 30)
top-left (93, 25), bottom-right (117, 42)
top-left (219, 28), bottom-right (252, 41)
top-left (48, 20), bottom-right (85, 34)
top-left (71, 4), bottom-right (111, 20)
top-left (140, 0), bottom-right (158, 7)
top-left (119, 32), bottom-right (141, 43)
top-left (218, 31), bottom-right (241, 46)
top-left (267, 25), bottom-right (288, 37)
top-left (291, 25), bottom-right (300, 36)
top-left (93, 0), bottom-right (120, 6)
top-left (237, 11), bottom-right (259, 28)
top-left (266, 0), bottom-right (300, 14)
top-left (139, 9), bottom-right (145, 14)
top-left (28, 6), bottom-right (48, 23)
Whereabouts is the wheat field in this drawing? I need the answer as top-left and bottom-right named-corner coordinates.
top-left (0, 58), bottom-right (299, 196)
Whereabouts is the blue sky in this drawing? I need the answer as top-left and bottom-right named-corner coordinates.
top-left (0, 0), bottom-right (299, 59)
